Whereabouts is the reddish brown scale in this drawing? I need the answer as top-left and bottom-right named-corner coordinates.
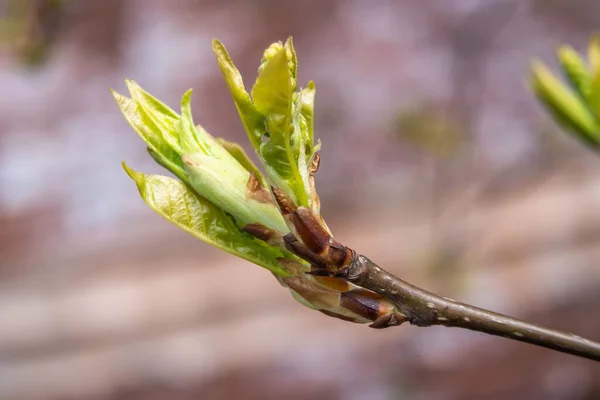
top-left (309, 152), bottom-right (320, 174)
top-left (242, 223), bottom-right (282, 246)
top-left (326, 238), bottom-right (353, 267)
top-left (341, 289), bottom-right (406, 328)
top-left (313, 276), bottom-right (352, 292)
top-left (289, 207), bottom-right (331, 254)
top-left (271, 186), bottom-right (296, 215)
top-left (246, 173), bottom-right (273, 204)
top-left (283, 233), bottom-right (329, 268)
top-left (308, 170), bottom-right (321, 212)
top-left (340, 289), bottom-right (384, 322)
top-left (319, 310), bottom-right (361, 323)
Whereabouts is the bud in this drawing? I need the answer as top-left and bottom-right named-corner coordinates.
top-left (531, 34), bottom-right (600, 148)
top-left (116, 38), bottom-right (381, 323)
top-left (530, 59), bottom-right (599, 145)
top-left (557, 45), bottom-right (591, 101)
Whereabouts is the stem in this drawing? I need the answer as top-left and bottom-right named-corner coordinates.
top-left (344, 253), bottom-right (600, 362)
top-left (266, 192), bottom-right (600, 362)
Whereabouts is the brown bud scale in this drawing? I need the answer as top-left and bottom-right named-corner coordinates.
top-left (271, 186), bottom-right (297, 215)
top-left (246, 173), bottom-right (274, 204)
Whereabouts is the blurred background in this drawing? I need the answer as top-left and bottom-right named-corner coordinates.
top-left (1, 0), bottom-right (600, 399)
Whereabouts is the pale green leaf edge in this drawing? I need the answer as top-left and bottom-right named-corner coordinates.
top-left (123, 162), bottom-right (290, 277)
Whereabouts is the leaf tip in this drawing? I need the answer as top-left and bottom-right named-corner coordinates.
top-left (212, 38), bottom-right (223, 50)
top-left (124, 79), bottom-right (141, 97)
top-left (212, 38), bottom-right (229, 62)
top-left (180, 89), bottom-right (194, 116)
top-left (122, 161), bottom-right (140, 182)
top-left (109, 87), bottom-right (119, 98)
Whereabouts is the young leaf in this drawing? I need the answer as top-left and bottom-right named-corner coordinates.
top-left (589, 34), bottom-right (600, 75)
top-left (123, 163), bottom-right (290, 277)
top-left (252, 48), bottom-right (310, 207)
top-left (285, 37), bottom-right (298, 88)
top-left (252, 48), bottom-right (293, 116)
top-left (530, 59), bottom-right (599, 144)
top-left (125, 80), bottom-right (182, 154)
top-left (111, 89), bottom-right (185, 179)
top-left (299, 81), bottom-right (316, 154)
top-left (177, 92), bottom-right (288, 232)
top-left (182, 152), bottom-right (287, 232)
top-left (558, 46), bottom-right (591, 101)
top-left (212, 39), bottom-right (265, 151)
top-left (589, 35), bottom-right (600, 123)
top-left (218, 138), bottom-right (267, 187)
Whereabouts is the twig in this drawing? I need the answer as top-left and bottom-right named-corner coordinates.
top-left (259, 188), bottom-right (600, 362)
top-left (339, 252), bottom-right (600, 362)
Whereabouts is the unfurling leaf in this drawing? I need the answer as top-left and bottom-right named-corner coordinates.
top-left (123, 163), bottom-right (289, 277)
top-left (177, 91), bottom-right (288, 232)
top-left (212, 39), bottom-right (265, 150)
top-left (214, 39), bottom-right (318, 212)
top-left (111, 88), bottom-right (186, 181)
top-left (218, 138), bottom-right (267, 187)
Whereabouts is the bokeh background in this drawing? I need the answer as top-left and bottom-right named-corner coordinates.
top-left (2, 0), bottom-right (600, 399)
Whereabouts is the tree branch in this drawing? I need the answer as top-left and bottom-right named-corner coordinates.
top-left (263, 193), bottom-right (600, 362)
top-left (340, 252), bottom-right (600, 362)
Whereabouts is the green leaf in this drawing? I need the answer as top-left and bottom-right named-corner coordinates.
top-left (251, 47), bottom-right (310, 207)
top-left (178, 89), bottom-right (211, 155)
top-left (182, 152), bottom-right (288, 232)
top-left (123, 163), bottom-right (289, 277)
top-left (176, 90), bottom-right (288, 232)
top-left (218, 138), bottom-right (267, 187)
top-left (299, 80), bottom-right (316, 155)
top-left (125, 80), bottom-right (182, 155)
top-left (557, 45), bottom-right (592, 101)
top-left (530, 59), bottom-right (599, 144)
top-left (252, 48), bottom-right (293, 116)
top-left (284, 37), bottom-right (298, 91)
top-left (112, 88), bottom-right (185, 180)
top-left (589, 35), bottom-right (600, 123)
top-left (589, 34), bottom-right (600, 75)
top-left (213, 39), bottom-right (265, 150)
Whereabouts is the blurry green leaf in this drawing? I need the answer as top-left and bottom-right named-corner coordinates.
top-left (123, 163), bottom-right (289, 277)
top-left (218, 138), bottom-right (267, 187)
top-left (112, 89), bottom-right (186, 180)
top-left (530, 59), bottom-right (599, 144)
top-left (392, 105), bottom-right (463, 157)
top-left (558, 45), bottom-right (592, 101)
top-left (589, 35), bottom-right (600, 123)
top-left (213, 39), bottom-right (265, 150)
top-left (589, 34), bottom-right (600, 74)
